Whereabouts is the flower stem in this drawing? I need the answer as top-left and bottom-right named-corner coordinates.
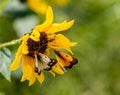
top-left (0, 39), bottom-right (20, 48)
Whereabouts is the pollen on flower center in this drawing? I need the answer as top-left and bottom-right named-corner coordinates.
top-left (27, 32), bottom-right (48, 57)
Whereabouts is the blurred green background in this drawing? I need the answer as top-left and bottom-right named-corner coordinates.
top-left (0, 0), bottom-right (120, 95)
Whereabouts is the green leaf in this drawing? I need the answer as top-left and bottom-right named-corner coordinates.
top-left (0, 47), bottom-right (12, 81)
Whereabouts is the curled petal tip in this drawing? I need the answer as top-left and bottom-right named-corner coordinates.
top-left (71, 42), bottom-right (77, 46)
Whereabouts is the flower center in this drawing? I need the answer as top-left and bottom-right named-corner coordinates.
top-left (27, 32), bottom-right (48, 57)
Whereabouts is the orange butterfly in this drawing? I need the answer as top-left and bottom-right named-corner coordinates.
top-left (54, 51), bottom-right (78, 69)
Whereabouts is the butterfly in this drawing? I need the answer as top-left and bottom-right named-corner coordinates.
top-left (54, 50), bottom-right (78, 69)
top-left (34, 53), bottom-right (57, 75)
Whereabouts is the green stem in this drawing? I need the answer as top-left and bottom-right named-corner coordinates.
top-left (0, 39), bottom-right (20, 48)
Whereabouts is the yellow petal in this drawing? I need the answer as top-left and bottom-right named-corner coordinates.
top-left (37, 72), bottom-right (44, 84)
top-left (30, 30), bottom-right (40, 41)
top-left (35, 6), bottom-right (53, 32)
top-left (21, 75), bottom-right (26, 82)
top-left (20, 34), bottom-right (29, 54)
top-left (21, 44), bottom-right (29, 54)
top-left (52, 63), bottom-right (64, 74)
top-left (21, 72), bottom-right (36, 86)
top-left (28, 72), bottom-right (36, 86)
top-left (26, 0), bottom-right (48, 14)
top-left (48, 34), bottom-right (75, 54)
top-left (22, 56), bottom-right (36, 86)
top-left (22, 56), bottom-right (33, 80)
top-left (10, 45), bottom-right (22, 70)
top-left (21, 56), bottom-right (44, 86)
top-left (71, 42), bottom-right (77, 46)
top-left (49, 71), bottom-right (56, 77)
top-left (21, 34), bottom-right (29, 42)
top-left (47, 20), bottom-right (74, 34)
top-left (44, 6), bottom-right (53, 26)
top-left (10, 56), bottom-right (21, 70)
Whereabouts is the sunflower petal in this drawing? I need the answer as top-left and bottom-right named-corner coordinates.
top-left (28, 72), bottom-right (36, 86)
top-left (48, 34), bottom-right (75, 54)
top-left (23, 56), bottom-right (36, 86)
top-left (47, 20), bottom-right (74, 34)
top-left (49, 71), bottom-right (56, 77)
top-left (44, 6), bottom-right (53, 26)
top-left (37, 72), bottom-right (44, 84)
top-left (10, 57), bottom-right (21, 70)
top-left (22, 56), bottom-right (33, 80)
top-left (30, 30), bottom-right (40, 41)
top-left (21, 34), bottom-right (29, 41)
top-left (21, 75), bottom-right (26, 82)
top-left (21, 44), bottom-right (29, 54)
top-left (10, 45), bottom-right (22, 70)
top-left (52, 63), bottom-right (64, 74)
top-left (35, 6), bottom-right (53, 32)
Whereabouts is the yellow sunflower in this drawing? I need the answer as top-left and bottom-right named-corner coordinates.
top-left (20, 0), bottom-right (70, 14)
top-left (10, 6), bottom-right (78, 86)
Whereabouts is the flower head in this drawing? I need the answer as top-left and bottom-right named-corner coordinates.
top-left (10, 6), bottom-right (78, 86)
top-left (20, 0), bottom-right (70, 14)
